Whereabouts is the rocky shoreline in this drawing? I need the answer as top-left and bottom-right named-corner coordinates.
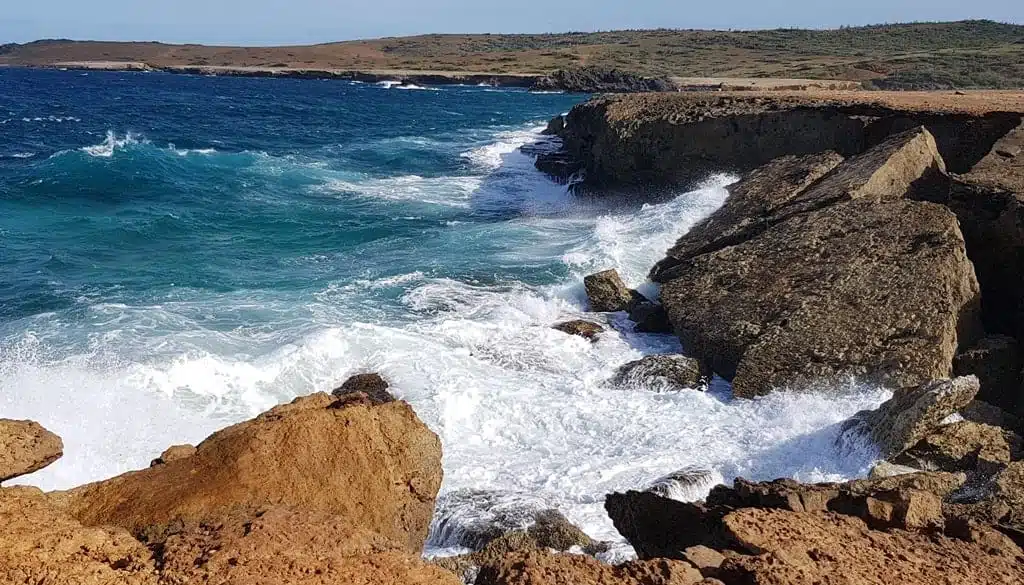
top-left (4, 90), bottom-right (1024, 583)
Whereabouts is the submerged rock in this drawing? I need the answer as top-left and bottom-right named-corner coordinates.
top-left (659, 128), bottom-right (981, 397)
top-left (842, 376), bottom-right (980, 459)
top-left (613, 355), bottom-right (704, 391)
top-left (0, 419), bottom-right (63, 484)
top-left (584, 269), bottom-right (647, 313)
top-left (552, 319), bottom-right (604, 341)
top-left (332, 372), bottom-right (395, 405)
top-left (646, 467), bottom-right (724, 502)
top-left (56, 393), bottom-right (443, 553)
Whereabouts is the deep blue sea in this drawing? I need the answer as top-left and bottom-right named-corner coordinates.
top-left (0, 68), bottom-right (885, 556)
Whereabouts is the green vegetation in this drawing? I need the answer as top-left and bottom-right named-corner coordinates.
top-left (2, 20), bottom-right (1023, 88)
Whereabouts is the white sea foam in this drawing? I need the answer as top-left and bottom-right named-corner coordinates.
top-left (2, 152), bottom-right (36, 159)
top-left (461, 125), bottom-right (548, 169)
top-left (81, 130), bottom-right (148, 157)
top-left (1, 122), bottom-right (890, 560)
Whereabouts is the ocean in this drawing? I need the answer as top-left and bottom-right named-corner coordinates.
top-left (0, 68), bottom-right (887, 556)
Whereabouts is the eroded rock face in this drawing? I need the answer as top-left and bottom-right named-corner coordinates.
top-left (585, 269), bottom-right (647, 313)
top-left (475, 550), bottom-right (705, 585)
top-left (719, 508), bottom-right (1024, 584)
top-left (842, 376), bottom-right (980, 459)
top-left (152, 506), bottom-right (460, 585)
top-left (613, 355), bottom-right (704, 391)
top-left (56, 393), bottom-right (443, 553)
top-left (0, 486), bottom-right (158, 585)
top-left (0, 419), bottom-right (63, 484)
top-left (657, 129), bottom-right (980, 397)
top-left (893, 421), bottom-right (1022, 474)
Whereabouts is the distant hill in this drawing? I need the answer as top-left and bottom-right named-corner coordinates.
top-left (2, 20), bottom-right (1023, 89)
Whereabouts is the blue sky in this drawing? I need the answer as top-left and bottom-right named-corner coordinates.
top-left (2, 0), bottom-right (1022, 45)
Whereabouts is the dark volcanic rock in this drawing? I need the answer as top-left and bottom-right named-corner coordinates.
top-left (841, 376), bottom-right (980, 459)
top-left (332, 372), bottom-right (395, 405)
top-left (584, 269), bottom-right (647, 312)
top-left (531, 66), bottom-right (674, 93)
top-left (658, 128), bottom-right (981, 397)
top-left (552, 320), bottom-right (604, 341)
top-left (0, 419), bottom-right (63, 484)
top-left (613, 355), bottom-right (704, 391)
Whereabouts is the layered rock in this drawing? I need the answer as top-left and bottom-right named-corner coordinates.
top-left (718, 508), bottom-right (1024, 584)
top-left (55, 393), bottom-right (443, 553)
top-left (0, 419), bottom-right (63, 483)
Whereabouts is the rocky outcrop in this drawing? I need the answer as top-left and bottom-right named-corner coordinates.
top-left (55, 393), bottom-right (443, 553)
top-left (893, 420), bottom-right (1022, 474)
top-left (0, 486), bottom-right (159, 585)
top-left (0, 419), bottom-right (63, 484)
top-left (613, 355), bottom-right (704, 391)
top-left (953, 335), bottom-right (1022, 415)
top-left (657, 129), bottom-right (980, 397)
top-left (628, 302), bottom-right (673, 333)
top-left (475, 549), bottom-right (706, 585)
top-left (552, 319), bottom-right (604, 341)
top-left (531, 66), bottom-right (674, 94)
top-left (842, 376), bottom-right (980, 459)
top-left (585, 269), bottom-right (647, 312)
top-left (150, 444), bottom-right (196, 467)
top-left (332, 372), bottom-right (396, 405)
top-left (718, 508), bottom-right (1024, 585)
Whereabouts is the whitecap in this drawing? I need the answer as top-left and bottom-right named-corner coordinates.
top-left (81, 130), bottom-right (148, 158)
top-left (460, 125), bottom-right (547, 169)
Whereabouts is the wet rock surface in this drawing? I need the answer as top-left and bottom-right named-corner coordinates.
top-left (552, 319), bottom-right (605, 341)
top-left (332, 372), bottom-right (396, 405)
top-left (613, 355), bottom-right (704, 391)
top-left (585, 269), bottom-right (648, 313)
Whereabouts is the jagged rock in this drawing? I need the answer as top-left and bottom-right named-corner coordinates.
top-left (718, 508), bottom-right (1024, 584)
top-left (541, 115), bottom-right (565, 136)
top-left (961, 399), bottom-right (1024, 432)
top-left (893, 421), bottom-right (1022, 474)
top-left (652, 152), bottom-right (845, 280)
top-left (607, 472), bottom-right (966, 559)
top-left (552, 320), bottom-right (604, 341)
top-left (994, 461), bottom-right (1024, 526)
top-left (55, 393), bottom-right (443, 553)
top-left (0, 419), bottom-right (63, 483)
top-left (584, 269), bottom-right (646, 313)
top-left (842, 376), bottom-right (980, 459)
top-left (628, 302), bottom-right (673, 333)
top-left (332, 372), bottom-right (395, 405)
top-left (869, 461), bottom-right (921, 479)
top-left (0, 486), bottom-right (159, 585)
top-left (150, 444), bottom-right (196, 467)
top-left (959, 120), bottom-right (1024, 195)
top-left (150, 506), bottom-right (460, 585)
top-left (953, 335), bottom-right (1022, 413)
top-left (659, 129), bottom-right (980, 397)
top-left (613, 355), bottom-right (704, 391)
top-left (475, 549), bottom-right (705, 585)
top-left (531, 66), bottom-right (674, 93)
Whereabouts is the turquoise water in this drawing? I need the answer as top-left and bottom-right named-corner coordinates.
top-left (0, 68), bottom-right (886, 555)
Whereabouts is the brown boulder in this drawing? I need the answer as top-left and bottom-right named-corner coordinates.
top-left (953, 335), bottom-right (1022, 414)
top-left (613, 355), bottom-right (704, 391)
top-left (0, 486), bottom-right (158, 585)
top-left (841, 376), bottom-right (980, 459)
top-left (475, 549), bottom-right (704, 585)
top-left (152, 506), bottom-right (459, 585)
top-left (659, 129), bottom-right (979, 397)
top-left (719, 508), bottom-right (1024, 584)
top-left (584, 269), bottom-right (647, 313)
top-left (552, 320), bottom-right (604, 341)
top-left (0, 419), bottom-right (63, 484)
top-left (894, 420), bottom-right (1022, 473)
top-left (332, 372), bottom-right (395, 405)
top-left (55, 393), bottom-right (443, 553)
top-left (150, 444), bottom-right (196, 467)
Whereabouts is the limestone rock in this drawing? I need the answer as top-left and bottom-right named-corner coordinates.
top-left (0, 486), bottom-right (158, 585)
top-left (959, 120), bottom-right (1024, 195)
top-left (869, 461), bottom-right (921, 479)
top-left (56, 393), bottom-right (443, 553)
top-left (613, 355), bottom-right (704, 391)
top-left (961, 399), bottom-right (1024, 433)
top-left (150, 444), bottom-right (196, 467)
top-left (652, 152), bottom-right (845, 280)
top-left (842, 376), bottom-right (980, 459)
top-left (552, 320), bottom-right (604, 341)
top-left (994, 461), bottom-right (1024, 526)
top-left (584, 269), bottom-right (646, 313)
top-left (332, 372), bottom-right (395, 405)
top-left (953, 335), bottom-right (1022, 413)
top-left (152, 506), bottom-right (460, 585)
top-left (719, 508), bottom-right (1024, 584)
top-left (0, 419), bottom-right (63, 483)
top-left (476, 550), bottom-right (704, 585)
top-left (628, 302), bottom-right (673, 333)
top-left (894, 420), bottom-right (1022, 473)
top-left (682, 545), bottom-right (725, 571)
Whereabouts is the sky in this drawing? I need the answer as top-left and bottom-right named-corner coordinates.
top-left (2, 0), bottom-right (1022, 45)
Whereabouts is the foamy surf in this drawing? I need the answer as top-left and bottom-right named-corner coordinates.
top-left (80, 130), bottom-right (148, 157)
